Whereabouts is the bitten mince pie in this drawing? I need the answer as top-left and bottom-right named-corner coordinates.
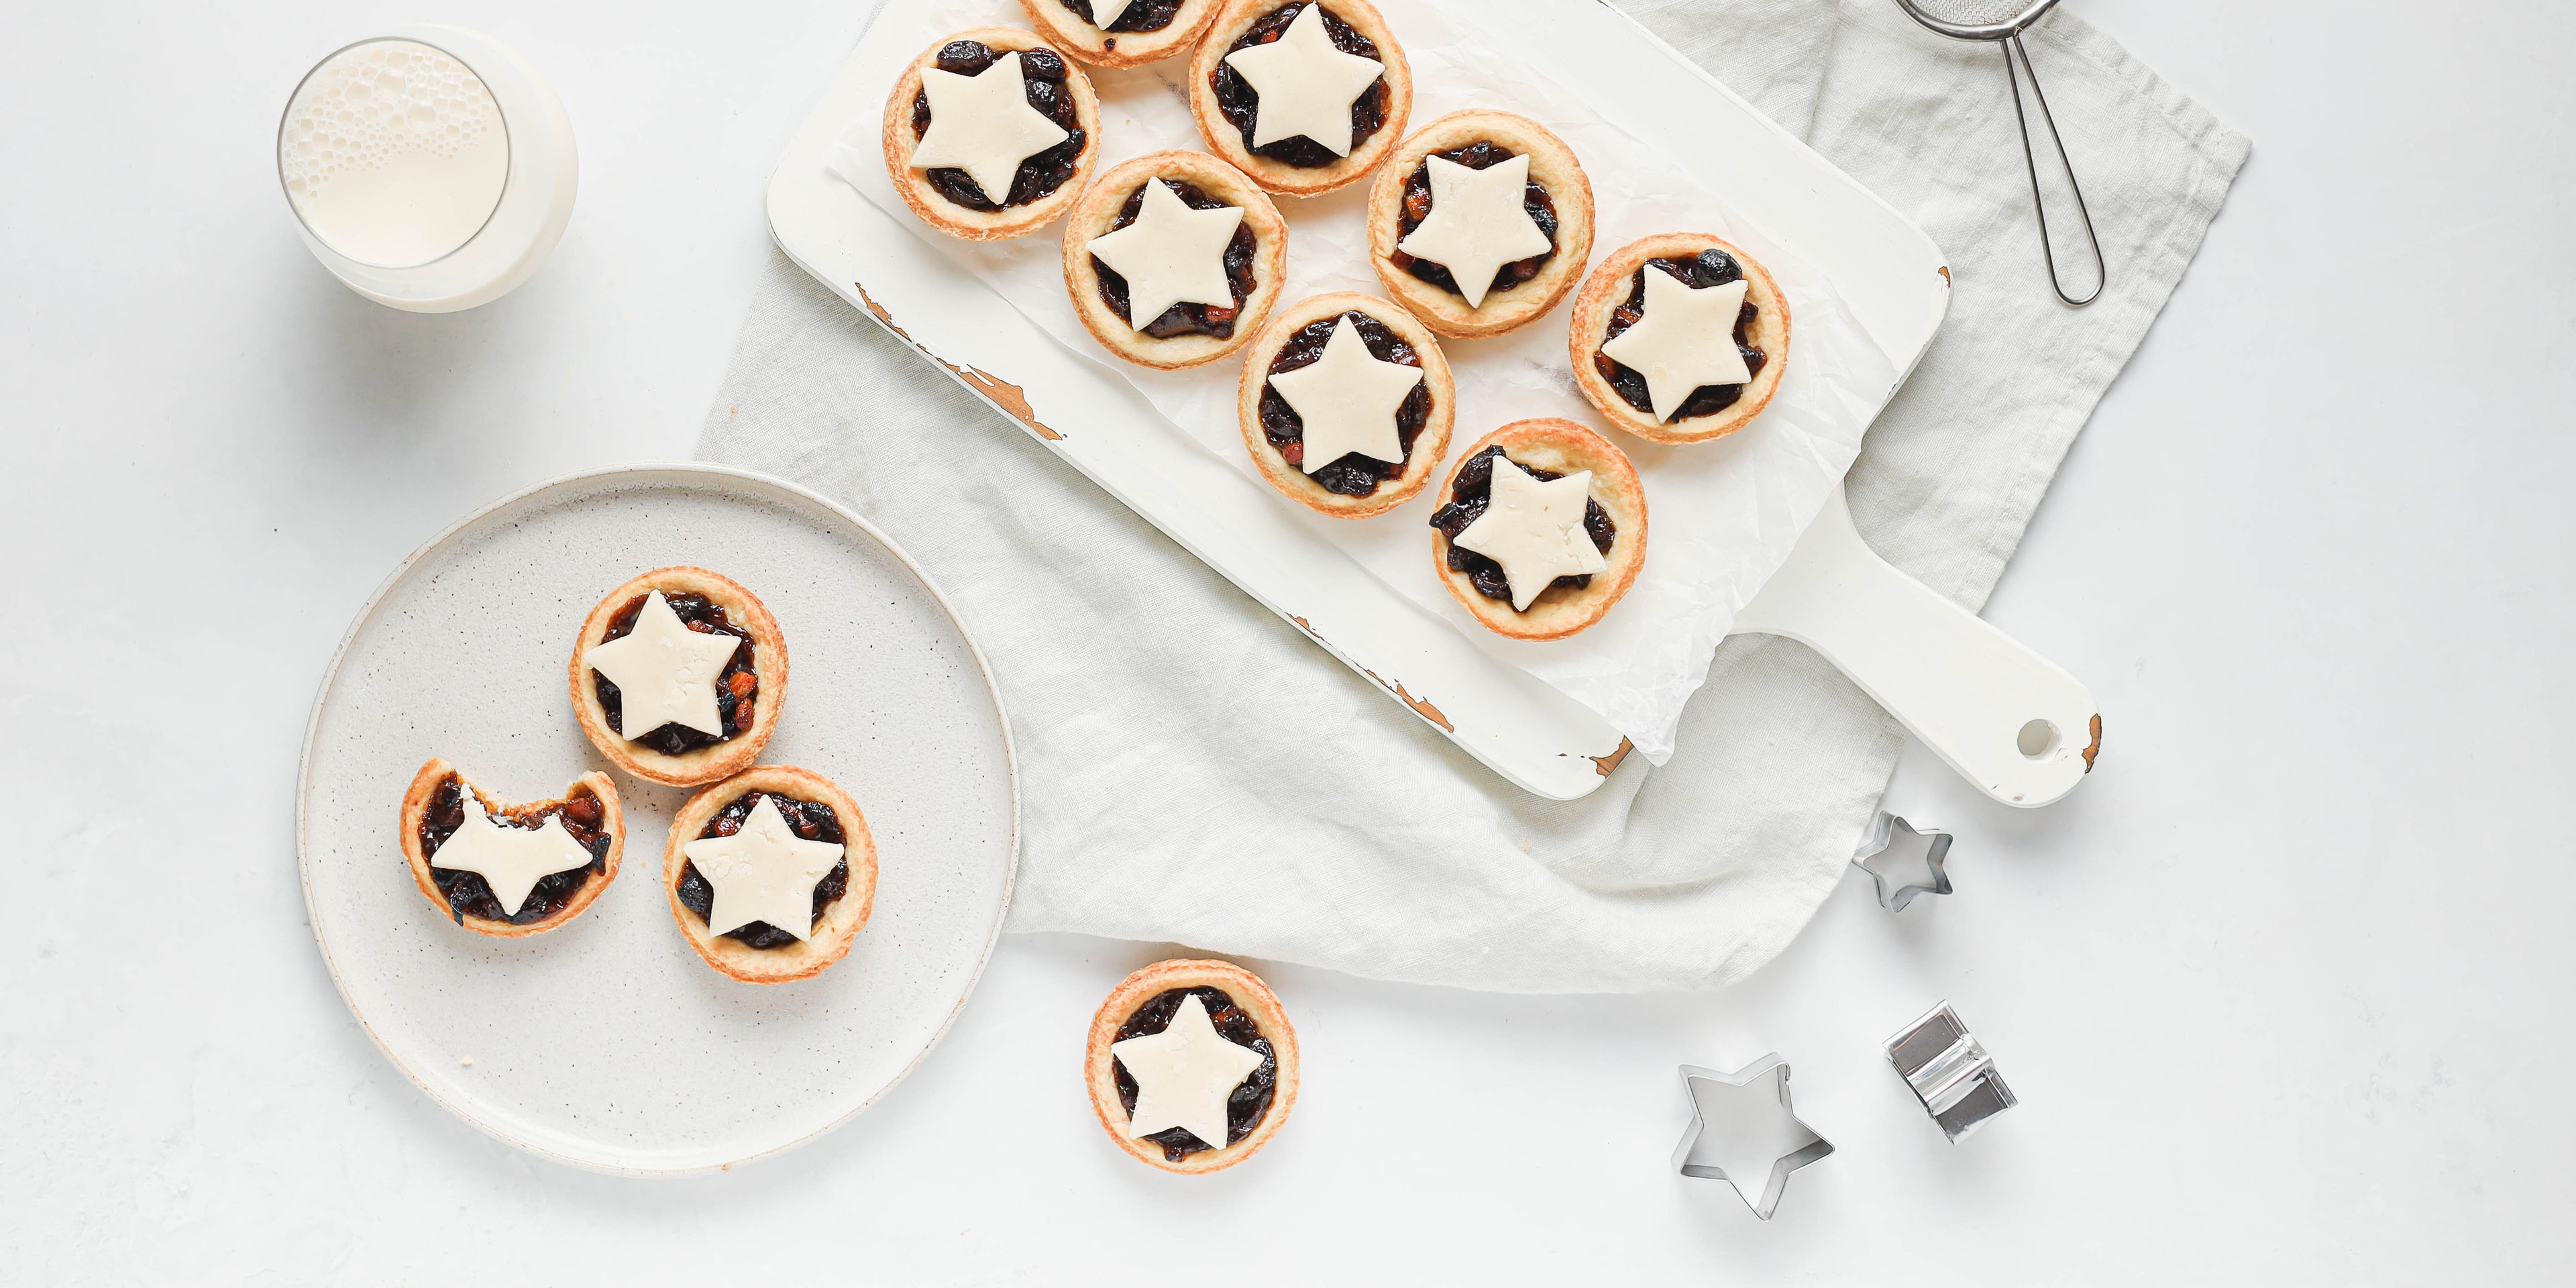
top-left (1428, 418), bottom-right (1648, 641)
top-left (399, 758), bottom-right (623, 938)
top-left (1085, 959), bottom-right (1299, 1174)
top-left (1062, 150), bottom-right (1288, 370)
top-left (1018, 0), bottom-right (1221, 69)
top-left (1237, 291), bottom-right (1453, 519)
top-left (663, 765), bottom-right (879, 985)
top-left (881, 28), bottom-right (1102, 241)
top-left (1189, 0), bottom-right (1411, 198)
top-left (569, 567), bottom-right (787, 788)
top-left (1368, 110), bottom-right (1594, 339)
top-left (1571, 233), bottom-right (1792, 445)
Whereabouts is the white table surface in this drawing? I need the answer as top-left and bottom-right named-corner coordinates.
top-left (5, 1), bottom-right (2570, 1281)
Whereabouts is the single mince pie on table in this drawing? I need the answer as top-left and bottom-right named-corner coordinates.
top-left (569, 567), bottom-right (786, 788)
top-left (1085, 959), bottom-right (1299, 1173)
top-left (663, 765), bottom-right (878, 985)
top-left (1189, 0), bottom-right (1411, 197)
top-left (1570, 233), bottom-right (1791, 444)
top-left (399, 758), bottom-right (624, 937)
top-left (1368, 110), bottom-right (1593, 339)
top-left (1428, 418), bottom-right (1647, 641)
top-left (1062, 150), bottom-right (1287, 369)
top-left (1237, 291), bottom-right (1453, 518)
top-left (881, 28), bottom-right (1102, 241)
top-left (1017, 0), bottom-right (1221, 69)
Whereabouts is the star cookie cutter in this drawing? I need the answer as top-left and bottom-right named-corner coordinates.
top-left (1885, 1003), bottom-right (2017, 1141)
top-left (1671, 1055), bottom-right (1835, 1220)
top-left (1854, 813), bottom-right (1952, 911)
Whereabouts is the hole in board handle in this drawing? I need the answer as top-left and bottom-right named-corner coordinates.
top-left (2016, 718), bottom-right (2059, 759)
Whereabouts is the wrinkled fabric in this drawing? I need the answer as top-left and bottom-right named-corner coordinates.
top-left (698, 1), bottom-right (2249, 991)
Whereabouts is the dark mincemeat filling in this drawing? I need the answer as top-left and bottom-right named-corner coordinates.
top-left (1209, 3), bottom-right (1391, 170)
top-left (674, 791), bottom-right (851, 951)
top-left (910, 41), bottom-right (1087, 211)
top-left (592, 591), bottom-right (757, 758)
top-left (1093, 179), bottom-right (1260, 338)
top-left (1112, 986), bottom-right (1279, 1161)
top-left (1061, 0), bottom-right (1183, 38)
top-left (1428, 445), bottom-right (1617, 606)
top-left (1260, 310), bottom-right (1432, 496)
top-left (1595, 248), bottom-right (1768, 422)
top-left (418, 775), bottom-right (611, 926)
top-left (1391, 140), bottom-right (1558, 301)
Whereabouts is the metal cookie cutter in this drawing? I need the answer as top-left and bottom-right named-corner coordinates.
top-left (1854, 813), bottom-right (1953, 911)
top-left (1886, 1004), bottom-right (2017, 1140)
top-left (1672, 1055), bottom-right (1835, 1220)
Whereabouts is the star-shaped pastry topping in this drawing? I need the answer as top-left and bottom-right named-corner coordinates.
top-left (1089, 0), bottom-right (1138, 27)
top-left (1453, 456), bottom-right (1608, 610)
top-left (429, 788), bottom-right (595, 918)
top-left (1672, 1055), bottom-right (1835, 1221)
top-left (1085, 180), bottom-right (1245, 330)
top-left (908, 52), bottom-right (1070, 207)
top-left (1221, 3), bottom-right (1386, 158)
top-left (1267, 315), bottom-right (1424, 474)
top-left (680, 795), bottom-right (845, 941)
top-left (1395, 153), bottom-right (1552, 309)
top-left (584, 590), bottom-right (741, 741)
top-left (1110, 993), bottom-right (1266, 1150)
top-left (1601, 270), bottom-right (1754, 422)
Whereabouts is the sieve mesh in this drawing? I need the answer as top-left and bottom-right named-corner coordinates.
top-left (1905, 0), bottom-right (2045, 23)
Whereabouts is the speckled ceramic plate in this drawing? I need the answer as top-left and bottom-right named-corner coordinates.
top-left (297, 464), bottom-right (1018, 1174)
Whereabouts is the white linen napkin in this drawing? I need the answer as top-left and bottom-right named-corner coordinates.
top-left (698, 0), bottom-right (2249, 991)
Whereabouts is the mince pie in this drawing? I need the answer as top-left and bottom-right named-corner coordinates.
top-left (1237, 291), bottom-right (1453, 518)
top-left (663, 765), bottom-right (878, 985)
top-left (1189, 0), bottom-right (1411, 197)
top-left (1017, 0), bottom-right (1222, 69)
top-left (1062, 150), bottom-right (1288, 369)
top-left (1367, 110), bottom-right (1594, 339)
top-left (1428, 418), bottom-right (1648, 641)
top-left (881, 28), bottom-right (1102, 241)
top-left (569, 566), bottom-right (787, 788)
top-left (1085, 959), bottom-right (1299, 1173)
top-left (1571, 233), bottom-right (1791, 444)
top-left (399, 758), bottom-right (624, 938)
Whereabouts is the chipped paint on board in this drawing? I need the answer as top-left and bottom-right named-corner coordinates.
top-left (855, 279), bottom-right (1062, 441)
top-left (1590, 738), bottom-right (1633, 777)
top-left (1389, 681), bottom-right (1452, 733)
top-left (853, 281), bottom-right (913, 343)
top-left (1938, 266), bottom-right (1951, 286)
top-left (948, 362), bottom-right (1063, 441)
top-left (1355, 664), bottom-right (1453, 732)
top-left (2082, 714), bottom-right (2102, 771)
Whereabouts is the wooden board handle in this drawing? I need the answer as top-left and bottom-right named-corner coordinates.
top-left (1735, 486), bottom-right (2098, 807)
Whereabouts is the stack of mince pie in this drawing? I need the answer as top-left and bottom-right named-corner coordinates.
top-left (401, 566), bottom-right (879, 985)
top-left (881, 0), bottom-right (1794, 643)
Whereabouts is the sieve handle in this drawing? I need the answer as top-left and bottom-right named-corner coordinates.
top-left (2004, 32), bottom-right (2107, 307)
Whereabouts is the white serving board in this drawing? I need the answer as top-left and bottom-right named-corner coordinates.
top-left (297, 465), bottom-right (1018, 1173)
top-left (767, 0), bottom-right (1951, 800)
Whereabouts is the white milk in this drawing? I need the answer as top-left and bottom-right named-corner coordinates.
top-left (280, 40), bottom-right (508, 269)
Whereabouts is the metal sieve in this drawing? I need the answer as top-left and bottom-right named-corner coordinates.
top-left (1896, 0), bottom-right (2107, 306)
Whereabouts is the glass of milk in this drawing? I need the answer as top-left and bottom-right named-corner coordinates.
top-left (278, 28), bottom-right (577, 312)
